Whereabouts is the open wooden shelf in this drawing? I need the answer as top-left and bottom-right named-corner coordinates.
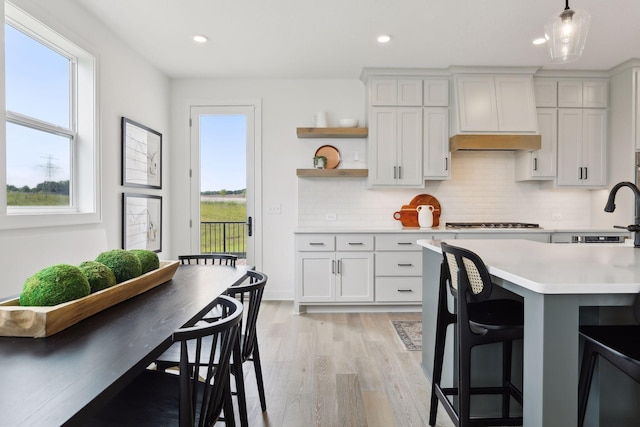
top-left (296, 127), bottom-right (368, 138)
top-left (296, 169), bottom-right (368, 177)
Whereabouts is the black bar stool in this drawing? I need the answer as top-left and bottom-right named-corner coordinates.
top-left (578, 292), bottom-right (640, 427)
top-left (429, 242), bottom-right (524, 427)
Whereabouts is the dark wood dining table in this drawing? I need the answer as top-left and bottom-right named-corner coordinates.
top-left (0, 264), bottom-right (250, 426)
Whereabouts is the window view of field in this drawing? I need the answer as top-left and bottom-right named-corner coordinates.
top-left (200, 190), bottom-right (247, 256)
top-left (6, 180), bottom-right (70, 206)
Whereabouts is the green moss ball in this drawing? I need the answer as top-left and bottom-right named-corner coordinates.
top-left (78, 261), bottom-right (117, 293)
top-left (19, 264), bottom-right (91, 306)
top-left (129, 249), bottom-right (160, 274)
top-left (95, 249), bottom-right (142, 283)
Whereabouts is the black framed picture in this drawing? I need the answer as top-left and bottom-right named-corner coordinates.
top-left (122, 193), bottom-right (162, 252)
top-left (121, 117), bottom-right (162, 189)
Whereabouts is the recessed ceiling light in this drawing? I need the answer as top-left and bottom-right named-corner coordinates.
top-left (377, 34), bottom-right (391, 44)
top-left (193, 35), bottom-right (208, 43)
top-left (532, 37), bottom-right (547, 45)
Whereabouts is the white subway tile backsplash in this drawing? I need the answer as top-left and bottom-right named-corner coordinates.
top-left (298, 151), bottom-right (592, 229)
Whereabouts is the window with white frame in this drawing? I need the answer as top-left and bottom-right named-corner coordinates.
top-left (2, 2), bottom-right (99, 228)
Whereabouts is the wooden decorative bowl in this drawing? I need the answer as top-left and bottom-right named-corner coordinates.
top-left (0, 260), bottom-right (179, 337)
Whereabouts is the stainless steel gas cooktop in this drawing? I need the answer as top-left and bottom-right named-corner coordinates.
top-left (445, 222), bottom-right (541, 229)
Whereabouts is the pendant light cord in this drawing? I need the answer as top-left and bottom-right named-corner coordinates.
top-left (565, 0), bottom-right (570, 11)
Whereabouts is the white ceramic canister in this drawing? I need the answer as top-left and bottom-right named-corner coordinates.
top-left (314, 112), bottom-right (328, 127)
top-left (417, 204), bottom-right (435, 228)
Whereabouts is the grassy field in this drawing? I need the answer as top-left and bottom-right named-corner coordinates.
top-left (7, 192), bottom-right (69, 206)
top-left (200, 200), bottom-right (246, 254)
top-left (200, 200), bottom-right (246, 221)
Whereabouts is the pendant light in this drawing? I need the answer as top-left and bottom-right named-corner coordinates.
top-left (544, 0), bottom-right (590, 64)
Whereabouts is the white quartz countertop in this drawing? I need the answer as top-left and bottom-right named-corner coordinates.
top-left (294, 227), bottom-right (627, 234)
top-left (418, 238), bottom-right (640, 295)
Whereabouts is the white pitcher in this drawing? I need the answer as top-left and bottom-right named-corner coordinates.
top-left (417, 204), bottom-right (435, 228)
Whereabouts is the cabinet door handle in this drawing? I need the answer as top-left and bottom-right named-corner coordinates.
top-left (337, 260), bottom-right (341, 274)
top-left (584, 167), bottom-right (588, 180)
top-left (397, 242), bottom-right (412, 245)
top-left (393, 166), bottom-right (397, 179)
top-left (444, 157), bottom-right (448, 171)
top-left (398, 166), bottom-right (402, 179)
top-left (309, 242), bottom-right (325, 246)
top-left (332, 260), bottom-right (336, 274)
top-left (579, 167), bottom-right (583, 180)
top-left (397, 289), bottom-right (413, 292)
top-left (397, 263), bottom-right (413, 267)
top-left (533, 157), bottom-right (538, 171)
top-left (348, 242), bottom-right (364, 245)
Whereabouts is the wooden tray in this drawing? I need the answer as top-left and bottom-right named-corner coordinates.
top-left (409, 194), bottom-right (442, 227)
top-left (0, 260), bottom-right (179, 338)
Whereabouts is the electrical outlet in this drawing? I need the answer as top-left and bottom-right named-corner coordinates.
top-left (268, 205), bottom-right (281, 214)
top-left (325, 213), bottom-right (337, 221)
top-left (552, 213), bottom-right (562, 221)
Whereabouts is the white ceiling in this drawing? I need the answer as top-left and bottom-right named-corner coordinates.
top-left (74, 0), bottom-right (640, 79)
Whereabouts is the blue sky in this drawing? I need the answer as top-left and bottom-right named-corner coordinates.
top-left (5, 23), bottom-right (70, 188)
top-left (199, 115), bottom-right (246, 192)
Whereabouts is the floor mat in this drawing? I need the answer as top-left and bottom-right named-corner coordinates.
top-left (391, 320), bottom-right (422, 351)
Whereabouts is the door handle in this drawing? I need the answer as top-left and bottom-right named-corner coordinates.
top-left (247, 216), bottom-right (253, 237)
top-left (397, 289), bottom-right (413, 292)
top-left (444, 157), bottom-right (448, 171)
top-left (337, 260), bottom-right (341, 274)
top-left (348, 242), bottom-right (364, 246)
top-left (533, 157), bottom-right (538, 171)
top-left (398, 166), bottom-right (402, 179)
top-left (584, 167), bottom-right (588, 180)
top-left (397, 263), bottom-right (413, 267)
top-left (393, 166), bottom-right (397, 179)
top-left (332, 260), bottom-right (336, 274)
top-left (579, 167), bottom-right (583, 180)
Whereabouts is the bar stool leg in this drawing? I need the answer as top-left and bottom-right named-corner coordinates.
top-left (578, 341), bottom-right (598, 427)
top-left (430, 262), bottom-right (455, 426)
top-left (502, 340), bottom-right (513, 418)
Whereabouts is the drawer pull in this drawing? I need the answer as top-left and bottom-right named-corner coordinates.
top-left (309, 242), bottom-right (325, 246)
top-left (397, 289), bottom-right (413, 292)
top-left (397, 263), bottom-right (413, 267)
top-left (348, 242), bottom-right (364, 245)
top-left (397, 242), bottom-right (412, 245)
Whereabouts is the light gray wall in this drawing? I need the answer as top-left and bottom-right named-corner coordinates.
top-left (0, 0), bottom-right (170, 296)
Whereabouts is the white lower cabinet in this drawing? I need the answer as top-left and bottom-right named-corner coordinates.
top-left (296, 235), bottom-right (374, 303)
top-left (375, 252), bottom-right (423, 302)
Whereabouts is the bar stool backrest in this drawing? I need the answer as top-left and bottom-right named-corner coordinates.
top-left (441, 242), bottom-right (493, 302)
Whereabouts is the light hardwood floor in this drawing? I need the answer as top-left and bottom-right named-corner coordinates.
top-left (234, 301), bottom-right (455, 427)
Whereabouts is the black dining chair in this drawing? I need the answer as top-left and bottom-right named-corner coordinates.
top-left (85, 295), bottom-right (243, 427)
top-left (179, 253), bottom-right (238, 266)
top-left (156, 270), bottom-right (268, 427)
top-left (430, 242), bottom-right (524, 427)
top-left (578, 293), bottom-right (640, 427)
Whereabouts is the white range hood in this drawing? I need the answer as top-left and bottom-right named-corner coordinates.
top-left (449, 66), bottom-right (541, 151)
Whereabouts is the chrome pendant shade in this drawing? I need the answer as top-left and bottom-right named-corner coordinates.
top-left (544, 0), bottom-right (590, 64)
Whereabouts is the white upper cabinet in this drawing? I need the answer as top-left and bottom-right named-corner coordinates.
top-left (370, 78), bottom-right (422, 106)
top-left (557, 108), bottom-right (607, 186)
top-left (423, 107), bottom-right (450, 179)
top-left (515, 108), bottom-right (558, 181)
top-left (423, 79), bottom-right (449, 106)
top-left (368, 106), bottom-right (423, 187)
top-left (454, 75), bottom-right (537, 132)
top-left (534, 79), bottom-right (558, 107)
top-left (558, 80), bottom-right (608, 108)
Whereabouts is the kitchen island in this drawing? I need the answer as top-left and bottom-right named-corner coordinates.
top-left (419, 238), bottom-right (640, 427)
